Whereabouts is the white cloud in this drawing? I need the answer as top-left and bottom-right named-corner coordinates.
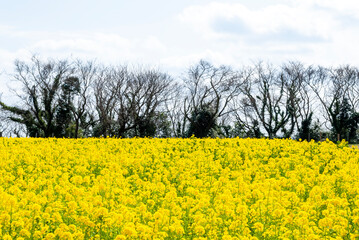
top-left (299, 0), bottom-right (359, 17)
top-left (1, 0), bottom-right (359, 87)
top-left (0, 29), bottom-right (170, 99)
top-left (179, 1), bottom-right (339, 39)
top-left (176, 1), bottom-right (359, 67)
top-left (0, 29), bottom-right (169, 66)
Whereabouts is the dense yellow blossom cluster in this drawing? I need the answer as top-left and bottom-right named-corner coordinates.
top-left (0, 138), bottom-right (358, 239)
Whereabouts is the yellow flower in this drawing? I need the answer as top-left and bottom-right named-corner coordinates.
top-left (194, 225), bottom-right (206, 236)
top-left (253, 222), bottom-right (264, 232)
top-left (122, 223), bottom-right (137, 237)
top-left (44, 233), bottom-right (56, 240)
top-left (33, 230), bottom-right (43, 239)
top-left (19, 229), bottom-right (31, 238)
top-left (114, 235), bottom-right (126, 240)
top-left (0, 138), bottom-right (357, 239)
top-left (3, 235), bottom-right (12, 240)
top-left (318, 217), bottom-right (334, 229)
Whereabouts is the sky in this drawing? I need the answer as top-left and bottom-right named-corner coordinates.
top-left (0, 0), bottom-right (359, 92)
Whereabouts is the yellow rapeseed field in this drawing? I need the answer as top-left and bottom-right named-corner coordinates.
top-left (0, 138), bottom-right (358, 239)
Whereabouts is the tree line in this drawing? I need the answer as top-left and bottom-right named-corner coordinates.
top-left (1, 56), bottom-right (359, 142)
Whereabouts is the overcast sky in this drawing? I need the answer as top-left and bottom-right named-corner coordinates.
top-left (0, 0), bottom-right (358, 84)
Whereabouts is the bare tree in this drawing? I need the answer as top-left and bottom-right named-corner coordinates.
top-left (236, 62), bottom-right (302, 138)
top-left (93, 65), bottom-right (126, 137)
top-left (307, 66), bottom-right (347, 130)
top-left (71, 60), bottom-right (97, 138)
top-left (341, 66), bottom-right (359, 110)
top-left (183, 60), bottom-right (242, 137)
top-left (306, 65), bottom-right (359, 140)
top-left (0, 56), bottom-right (72, 137)
top-left (279, 62), bottom-right (322, 135)
top-left (126, 69), bottom-right (174, 137)
top-left (93, 65), bottom-right (174, 137)
top-left (165, 84), bottom-right (185, 137)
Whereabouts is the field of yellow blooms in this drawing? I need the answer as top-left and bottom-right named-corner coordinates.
top-left (0, 138), bottom-right (359, 239)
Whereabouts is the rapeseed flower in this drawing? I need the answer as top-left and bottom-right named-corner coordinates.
top-left (0, 138), bottom-right (358, 239)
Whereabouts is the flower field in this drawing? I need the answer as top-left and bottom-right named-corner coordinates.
top-left (0, 138), bottom-right (359, 239)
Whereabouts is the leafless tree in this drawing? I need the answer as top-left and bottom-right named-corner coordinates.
top-left (279, 62), bottom-right (321, 133)
top-left (71, 60), bottom-right (97, 138)
top-left (93, 65), bottom-right (175, 137)
top-left (306, 66), bottom-right (349, 130)
top-left (182, 60), bottom-right (242, 137)
top-left (236, 62), bottom-right (302, 138)
top-left (93, 65), bottom-right (125, 137)
top-left (126, 68), bottom-right (174, 137)
top-left (165, 84), bottom-right (185, 137)
top-left (305, 65), bottom-right (359, 142)
top-left (0, 55), bottom-right (72, 137)
top-left (341, 66), bottom-right (359, 110)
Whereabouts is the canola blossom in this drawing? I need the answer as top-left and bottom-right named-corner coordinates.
top-left (0, 138), bottom-right (359, 239)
